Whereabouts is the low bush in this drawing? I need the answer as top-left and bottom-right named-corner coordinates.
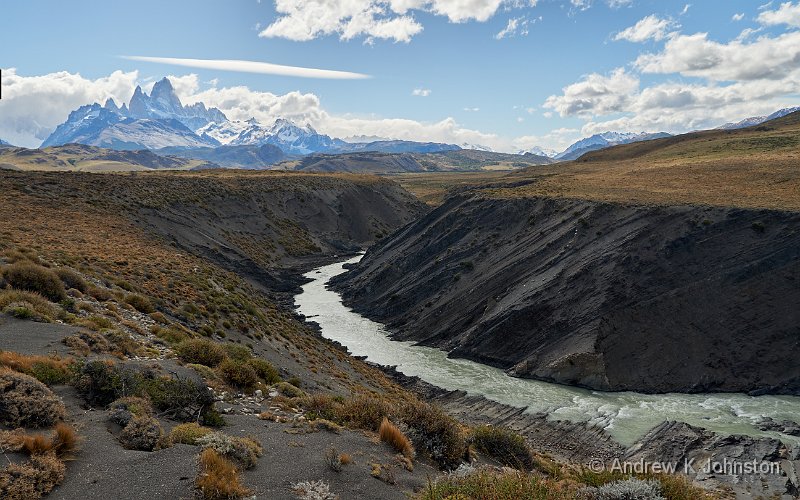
top-left (402, 400), bottom-right (467, 470)
top-left (0, 351), bottom-right (75, 386)
top-left (470, 425), bottom-right (535, 470)
top-left (119, 416), bottom-right (164, 451)
top-left (0, 368), bottom-right (66, 428)
top-left (197, 432), bottom-right (262, 470)
top-left (0, 452), bottom-right (66, 500)
top-left (292, 480), bottom-right (336, 500)
top-left (74, 360), bottom-right (127, 406)
top-left (217, 359), bottom-right (257, 391)
top-left (87, 286), bottom-right (113, 302)
top-left (247, 358), bottom-right (281, 384)
top-left (107, 396), bottom-right (154, 427)
top-left (176, 339), bottom-right (226, 367)
top-left (170, 423), bottom-right (213, 445)
top-left (141, 375), bottom-right (215, 422)
top-left (335, 395), bottom-right (392, 431)
top-left (0, 290), bottom-right (58, 322)
top-left (54, 268), bottom-right (87, 293)
top-left (3, 263), bottom-right (66, 302)
top-left (420, 466), bottom-right (580, 500)
top-left (276, 381), bottom-right (305, 398)
top-left (222, 343), bottom-right (251, 362)
top-left (591, 477), bottom-right (665, 500)
top-left (196, 448), bottom-right (251, 500)
top-left (124, 294), bottom-right (154, 314)
top-left (379, 417), bottom-right (415, 459)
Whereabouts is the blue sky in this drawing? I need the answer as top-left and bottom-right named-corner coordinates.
top-left (2, 0), bottom-right (800, 150)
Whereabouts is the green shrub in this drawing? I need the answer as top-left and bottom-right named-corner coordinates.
top-left (335, 395), bottom-right (391, 430)
top-left (175, 338), bottom-right (226, 367)
top-left (0, 368), bottom-right (66, 428)
top-left (0, 290), bottom-right (57, 322)
top-left (275, 381), bottom-right (305, 398)
top-left (54, 268), bottom-right (88, 292)
top-left (107, 396), bottom-right (154, 427)
top-left (222, 343), bottom-right (251, 362)
top-left (3, 263), bottom-right (66, 302)
top-left (169, 422), bottom-right (213, 445)
top-left (124, 294), bottom-right (154, 314)
top-left (217, 359), bottom-right (258, 391)
top-left (470, 425), bottom-right (534, 470)
top-left (73, 360), bottom-right (131, 406)
top-left (87, 286), bottom-right (113, 302)
top-left (247, 358), bottom-right (280, 384)
top-left (141, 376), bottom-right (215, 422)
top-left (119, 416), bottom-right (164, 451)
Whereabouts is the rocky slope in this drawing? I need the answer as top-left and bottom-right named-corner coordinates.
top-left (332, 192), bottom-right (800, 395)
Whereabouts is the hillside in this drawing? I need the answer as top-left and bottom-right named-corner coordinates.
top-left (0, 144), bottom-right (216, 172)
top-left (331, 111), bottom-right (800, 395)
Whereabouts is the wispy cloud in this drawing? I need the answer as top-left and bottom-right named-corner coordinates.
top-left (412, 88), bottom-right (432, 97)
top-left (120, 56), bottom-right (370, 80)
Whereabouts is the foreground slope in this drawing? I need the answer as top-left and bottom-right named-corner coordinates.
top-left (332, 112), bottom-right (800, 394)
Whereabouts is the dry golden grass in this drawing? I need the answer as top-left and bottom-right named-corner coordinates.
top-left (392, 171), bottom-right (508, 206)
top-left (1, 423), bottom-right (78, 458)
top-left (196, 448), bottom-right (251, 500)
top-left (379, 417), bottom-right (414, 459)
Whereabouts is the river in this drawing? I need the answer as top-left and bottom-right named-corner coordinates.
top-left (295, 256), bottom-right (800, 447)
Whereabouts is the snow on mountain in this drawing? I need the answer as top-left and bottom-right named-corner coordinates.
top-left (556, 131), bottom-right (671, 161)
top-left (718, 107), bottom-right (800, 130)
top-left (42, 103), bottom-right (125, 148)
top-left (518, 146), bottom-right (558, 158)
top-left (343, 134), bottom-right (391, 143)
top-left (459, 143), bottom-right (493, 152)
top-left (197, 119), bottom-right (252, 145)
top-left (128, 78), bottom-right (227, 131)
top-left (0, 138), bottom-right (13, 147)
top-left (229, 118), bottom-right (348, 155)
top-left (87, 119), bottom-right (220, 150)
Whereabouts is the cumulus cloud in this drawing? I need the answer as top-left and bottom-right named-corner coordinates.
top-left (758, 1), bottom-right (800, 26)
top-left (412, 88), bottom-right (431, 96)
top-left (543, 68), bottom-right (639, 117)
top-left (513, 127), bottom-right (581, 153)
top-left (634, 30), bottom-right (800, 81)
top-left (259, 0), bottom-right (513, 42)
top-left (0, 69), bottom-right (139, 148)
top-left (614, 14), bottom-right (676, 42)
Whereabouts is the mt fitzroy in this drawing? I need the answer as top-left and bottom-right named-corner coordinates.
top-left (41, 78), bottom-right (346, 154)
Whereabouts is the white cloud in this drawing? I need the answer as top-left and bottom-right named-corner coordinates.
top-left (412, 88), bottom-right (431, 96)
top-left (496, 16), bottom-right (524, 38)
top-left (758, 1), bottom-right (800, 27)
top-left (259, 0), bottom-right (515, 42)
top-left (463, 107), bottom-right (480, 111)
top-left (122, 56), bottom-right (370, 79)
top-left (607, 0), bottom-right (632, 8)
top-left (0, 69), bottom-right (139, 148)
top-left (614, 14), bottom-right (676, 42)
top-left (544, 67), bottom-right (639, 117)
top-left (680, 4), bottom-right (691, 15)
top-left (513, 127), bottom-right (580, 152)
top-left (732, 13), bottom-right (745, 21)
top-left (634, 30), bottom-right (800, 81)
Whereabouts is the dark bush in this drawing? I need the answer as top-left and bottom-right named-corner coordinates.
top-left (0, 368), bottom-right (66, 428)
top-left (119, 416), bottom-right (164, 451)
top-left (3, 263), bottom-right (66, 302)
top-left (222, 343), bottom-right (251, 362)
top-left (54, 268), bottom-right (88, 292)
top-left (175, 338), bottom-right (226, 367)
top-left (402, 400), bottom-right (467, 470)
top-left (247, 358), bottom-right (281, 384)
top-left (124, 294), bottom-right (154, 313)
top-left (107, 396), bottom-right (154, 427)
top-left (141, 375), bottom-right (215, 422)
top-left (218, 359), bottom-right (258, 390)
top-left (470, 425), bottom-right (535, 470)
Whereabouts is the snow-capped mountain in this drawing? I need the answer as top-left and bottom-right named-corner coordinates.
top-left (128, 78), bottom-right (227, 131)
top-left (199, 118), bottom-right (348, 155)
top-left (518, 146), bottom-right (558, 158)
top-left (459, 143), bottom-right (494, 152)
top-left (556, 131), bottom-right (671, 161)
top-left (718, 107), bottom-right (800, 130)
top-left (0, 138), bottom-right (12, 147)
top-left (42, 103), bottom-right (126, 148)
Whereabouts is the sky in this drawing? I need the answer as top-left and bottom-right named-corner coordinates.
top-left (1, 0), bottom-right (800, 151)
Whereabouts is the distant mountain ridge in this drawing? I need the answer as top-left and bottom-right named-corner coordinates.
top-left (718, 106), bottom-right (800, 130)
top-left (556, 132), bottom-right (671, 161)
top-left (0, 139), bottom-right (12, 147)
top-left (42, 77), bottom-right (465, 159)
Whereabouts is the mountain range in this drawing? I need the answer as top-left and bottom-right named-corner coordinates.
top-left (717, 106), bottom-right (800, 130)
top-left (0, 139), bottom-right (12, 147)
top-left (42, 78), bottom-right (462, 160)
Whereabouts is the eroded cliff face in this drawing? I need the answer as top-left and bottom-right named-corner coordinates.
top-left (332, 193), bottom-right (800, 394)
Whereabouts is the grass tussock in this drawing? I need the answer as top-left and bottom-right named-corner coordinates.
top-left (0, 351), bottom-right (76, 385)
top-left (2, 263), bottom-right (66, 302)
top-left (419, 467), bottom-right (581, 500)
top-left (176, 338), bottom-right (226, 367)
top-left (14, 423), bottom-right (79, 458)
top-left (196, 448), bottom-right (251, 500)
top-left (196, 432), bottom-right (262, 470)
top-left (379, 417), bottom-right (415, 459)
